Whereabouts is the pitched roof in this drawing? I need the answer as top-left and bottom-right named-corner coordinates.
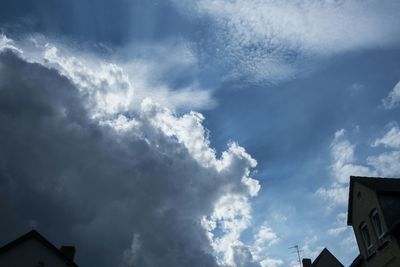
top-left (0, 230), bottom-right (78, 267)
top-left (312, 248), bottom-right (344, 267)
top-left (349, 254), bottom-right (363, 267)
top-left (347, 176), bottom-right (400, 225)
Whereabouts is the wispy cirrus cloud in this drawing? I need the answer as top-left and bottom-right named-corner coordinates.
top-left (318, 124), bottom-right (400, 207)
top-left (254, 225), bottom-right (279, 248)
top-left (172, 0), bottom-right (400, 83)
top-left (250, 223), bottom-right (282, 267)
top-left (372, 124), bottom-right (400, 148)
top-left (260, 258), bottom-right (284, 267)
top-left (328, 129), bottom-right (373, 184)
top-left (327, 213), bottom-right (348, 237)
top-left (382, 81), bottom-right (400, 110)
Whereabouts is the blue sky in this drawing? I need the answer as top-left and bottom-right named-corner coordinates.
top-left (1, 1), bottom-right (400, 267)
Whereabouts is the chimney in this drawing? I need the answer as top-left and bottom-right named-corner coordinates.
top-left (60, 246), bottom-right (75, 261)
top-left (302, 258), bottom-right (312, 267)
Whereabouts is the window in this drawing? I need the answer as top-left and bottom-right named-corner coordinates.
top-left (359, 222), bottom-right (374, 256)
top-left (370, 209), bottom-right (386, 244)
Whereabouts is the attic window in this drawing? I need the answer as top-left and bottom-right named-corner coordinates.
top-left (359, 222), bottom-right (374, 257)
top-left (370, 209), bottom-right (386, 244)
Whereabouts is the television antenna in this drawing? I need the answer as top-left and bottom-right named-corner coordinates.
top-left (288, 245), bottom-right (303, 267)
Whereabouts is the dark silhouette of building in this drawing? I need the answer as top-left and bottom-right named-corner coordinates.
top-left (0, 230), bottom-right (78, 266)
top-left (302, 247), bottom-right (344, 267)
top-left (348, 176), bottom-right (400, 267)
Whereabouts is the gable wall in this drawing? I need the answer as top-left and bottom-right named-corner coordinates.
top-left (0, 238), bottom-right (71, 267)
top-left (351, 182), bottom-right (400, 267)
top-left (312, 253), bottom-right (343, 267)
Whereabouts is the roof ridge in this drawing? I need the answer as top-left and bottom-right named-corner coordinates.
top-left (312, 247), bottom-right (343, 267)
top-left (0, 230), bottom-right (78, 267)
top-left (348, 176), bottom-right (400, 225)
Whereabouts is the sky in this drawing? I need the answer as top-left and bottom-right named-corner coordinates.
top-left (0, 1), bottom-right (400, 267)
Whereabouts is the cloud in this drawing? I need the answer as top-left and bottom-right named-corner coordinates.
top-left (5, 35), bottom-right (215, 114)
top-left (367, 124), bottom-right (400, 177)
top-left (339, 233), bottom-right (357, 252)
top-left (327, 212), bottom-right (357, 252)
top-left (0, 35), bottom-right (22, 54)
top-left (329, 130), bottom-right (373, 184)
top-left (270, 212), bottom-right (287, 223)
top-left (295, 235), bottom-right (324, 263)
top-left (372, 125), bottom-right (400, 149)
top-left (0, 38), bottom-right (260, 267)
top-left (244, 222), bottom-right (282, 267)
top-left (348, 83), bottom-right (365, 95)
top-left (254, 225), bottom-right (279, 248)
top-left (382, 81), bottom-right (400, 109)
top-left (172, 0), bottom-right (400, 83)
top-left (316, 129), bottom-right (373, 207)
top-left (316, 185), bottom-right (349, 207)
top-left (367, 151), bottom-right (400, 178)
top-left (260, 258), bottom-right (283, 267)
top-left (318, 125), bottom-right (400, 207)
top-left (231, 245), bottom-right (262, 267)
top-left (117, 39), bottom-right (217, 112)
top-left (327, 213), bottom-right (348, 237)
top-left (202, 194), bottom-right (261, 267)
top-left (327, 227), bottom-right (347, 237)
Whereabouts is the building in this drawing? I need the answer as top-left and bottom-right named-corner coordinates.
top-left (0, 230), bottom-right (78, 267)
top-left (347, 176), bottom-right (400, 267)
top-left (302, 247), bottom-right (344, 267)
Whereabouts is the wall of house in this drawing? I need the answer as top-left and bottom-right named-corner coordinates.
top-left (0, 238), bottom-right (70, 267)
top-left (351, 182), bottom-right (400, 267)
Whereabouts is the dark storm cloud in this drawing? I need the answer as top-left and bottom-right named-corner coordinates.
top-left (0, 48), bottom-right (258, 267)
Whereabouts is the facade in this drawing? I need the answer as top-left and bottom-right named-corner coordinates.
top-left (0, 230), bottom-right (78, 267)
top-left (347, 176), bottom-right (400, 267)
top-left (302, 248), bottom-right (344, 267)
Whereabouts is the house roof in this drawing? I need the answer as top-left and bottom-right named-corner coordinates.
top-left (312, 248), bottom-right (344, 267)
top-left (347, 176), bottom-right (400, 225)
top-left (0, 230), bottom-right (78, 267)
top-left (349, 254), bottom-right (363, 267)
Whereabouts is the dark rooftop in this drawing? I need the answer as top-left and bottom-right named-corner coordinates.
top-left (347, 176), bottom-right (400, 225)
top-left (0, 230), bottom-right (78, 267)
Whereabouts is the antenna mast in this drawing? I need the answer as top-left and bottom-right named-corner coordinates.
top-left (288, 245), bottom-right (302, 267)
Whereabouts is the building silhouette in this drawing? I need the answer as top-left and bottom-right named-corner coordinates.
top-left (348, 176), bottom-right (400, 267)
top-left (0, 230), bottom-right (78, 267)
top-left (302, 247), bottom-right (344, 267)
